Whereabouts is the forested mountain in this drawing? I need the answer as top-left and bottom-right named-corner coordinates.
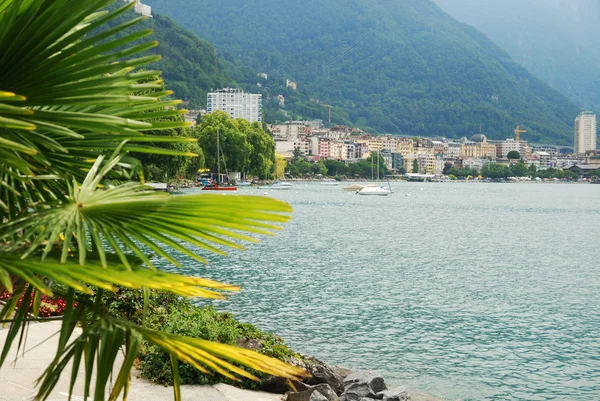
top-left (433, 0), bottom-right (600, 111)
top-left (105, 3), bottom-right (340, 123)
top-left (104, 3), bottom-right (236, 108)
top-left (144, 0), bottom-right (579, 144)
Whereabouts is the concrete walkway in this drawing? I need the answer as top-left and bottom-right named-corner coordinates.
top-left (0, 321), bottom-right (284, 401)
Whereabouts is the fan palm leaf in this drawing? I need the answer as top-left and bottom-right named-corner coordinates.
top-left (0, 0), bottom-right (306, 400)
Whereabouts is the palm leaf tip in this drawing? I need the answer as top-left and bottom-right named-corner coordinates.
top-left (140, 328), bottom-right (308, 382)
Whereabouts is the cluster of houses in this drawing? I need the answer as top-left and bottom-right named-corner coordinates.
top-left (271, 120), bottom-right (600, 176)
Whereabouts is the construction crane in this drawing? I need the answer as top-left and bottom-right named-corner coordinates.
top-left (321, 103), bottom-right (333, 126)
top-left (515, 125), bottom-right (526, 142)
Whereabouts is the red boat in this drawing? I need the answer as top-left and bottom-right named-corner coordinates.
top-left (201, 183), bottom-right (237, 191)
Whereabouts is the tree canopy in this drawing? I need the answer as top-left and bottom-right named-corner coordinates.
top-left (195, 111), bottom-right (276, 178)
top-left (507, 150), bottom-right (521, 160)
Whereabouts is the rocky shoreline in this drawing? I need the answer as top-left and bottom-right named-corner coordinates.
top-left (261, 355), bottom-right (445, 401)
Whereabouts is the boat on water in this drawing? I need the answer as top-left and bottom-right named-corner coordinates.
top-left (343, 183), bottom-right (379, 191)
top-left (145, 182), bottom-right (170, 192)
top-left (356, 151), bottom-right (393, 196)
top-left (258, 182), bottom-right (291, 190)
top-left (202, 183), bottom-right (237, 191)
top-left (343, 183), bottom-right (364, 191)
top-left (321, 179), bottom-right (339, 186)
top-left (201, 128), bottom-right (237, 191)
top-left (357, 186), bottom-right (392, 196)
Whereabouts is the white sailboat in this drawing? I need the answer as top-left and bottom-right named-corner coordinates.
top-left (357, 151), bottom-right (392, 196)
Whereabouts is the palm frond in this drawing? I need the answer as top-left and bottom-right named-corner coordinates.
top-left (34, 317), bottom-right (307, 401)
top-left (0, 152), bottom-right (292, 269)
top-left (0, 0), bottom-right (304, 399)
top-left (0, 0), bottom-right (193, 204)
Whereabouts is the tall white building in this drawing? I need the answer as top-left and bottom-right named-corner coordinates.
top-left (124, 0), bottom-right (151, 17)
top-left (207, 88), bottom-right (262, 123)
top-left (574, 111), bottom-right (597, 154)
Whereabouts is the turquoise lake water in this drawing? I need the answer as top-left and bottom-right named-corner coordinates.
top-left (162, 183), bottom-right (600, 400)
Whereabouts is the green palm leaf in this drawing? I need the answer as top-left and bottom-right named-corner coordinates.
top-left (0, 151), bottom-right (292, 269)
top-left (0, 1), bottom-right (305, 399)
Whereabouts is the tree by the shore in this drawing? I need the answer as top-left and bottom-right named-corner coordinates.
top-left (195, 110), bottom-right (276, 179)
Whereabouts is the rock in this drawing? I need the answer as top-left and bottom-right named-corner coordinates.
top-left (377, 387), bottom-right (411, 401)
top-left (343, 371), bottom-right (387, 394)
top-left (340, 394), bottom-right (376, 401)
top-left (262, 355), bottom-right (347, 395)
top-left (304, 356), bottom-right (346, 395)
top-left (310, 392), bottom-right (329, 401)
top-left (261, 375), bottom-right (291, 393)
top-left (341, 382), bottom-right (377, 400)
top-left (331, 366), bottom-right (353, 380)
top-left (287, 384), bottom-right (339, 401)
top-left (312, 383), bottom-right (339, 401)
top-left (293, 382), bottom-right (314, 392)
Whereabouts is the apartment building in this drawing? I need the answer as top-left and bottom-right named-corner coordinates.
top-left (207, 88), bottom-right (262, 123)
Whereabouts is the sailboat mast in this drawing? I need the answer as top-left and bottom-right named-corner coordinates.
top-left (217, 128), bottom-right (220, 184)
top-left (371, 153), bottom-right (374, 181)
top-left (377, 151), bottom-right (379, 181)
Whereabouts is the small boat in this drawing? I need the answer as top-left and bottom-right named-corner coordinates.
top-left (202, 183), bottom-right (237, 191)
top-left (258, 183), bottom-right (291, 190)
top-left (273, 181), bottom-right (293, 187)
top-left (145, 182), bottom-right (170, 192)
top-left (357, 152), bottom-right (393, 196)
top-left (343, 184), bottom-right (364, 191)
top-left (356, 186), bottom-right (392, 196)
top-left (321, 179), bottom-right (339, 186)
top-left (201, 128), bottom-right (237, 191)
top-left (237, 181), bottom-right (253, 186)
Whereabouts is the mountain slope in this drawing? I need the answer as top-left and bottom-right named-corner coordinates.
top-left (105, 3), bottom-right (343, 123)
top-left (104, 3), bottom-right (238, 109)
top-left (145, 0), bottom-right (579, 144)
top-left (433, 0), bottom-right (600, 111)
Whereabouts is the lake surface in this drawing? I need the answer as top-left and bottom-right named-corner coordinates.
top-left (162, 183), bottom-right (600, 400)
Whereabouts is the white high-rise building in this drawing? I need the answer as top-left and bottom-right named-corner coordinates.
top-left (206, 88), bottom-right (262, 123)
top-left (124, 0), bottom-right (151, 17)
top-left (574, 111), bottom-right (597, 154)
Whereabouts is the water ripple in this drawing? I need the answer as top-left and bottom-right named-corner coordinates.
top-left (158, 183), bottom-right (600, 401)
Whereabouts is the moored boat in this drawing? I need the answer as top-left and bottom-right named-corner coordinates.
top-left (201, 128), bottom-right (237, 191)
top-left (258, 182), bottom-right (291, 190)
top-left (356, 186), bottom-right (392, 196)
top-left (343, 184), bottom-right (364, 191)
top-left (202, 183), bottom-right (237, 191)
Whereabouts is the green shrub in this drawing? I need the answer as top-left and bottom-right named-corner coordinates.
top-left (103, 289), bottom-right (299, 388)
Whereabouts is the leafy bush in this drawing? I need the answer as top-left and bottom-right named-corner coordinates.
top-left (103, 289), bottom-right (299, 388)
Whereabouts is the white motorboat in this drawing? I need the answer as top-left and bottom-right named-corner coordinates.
top-left (274, 181), bottom-right (293, 187)
top-left (321, 179), bottom-right (339, 186)
top-left (258, 183), bottom-right (291, 190)
top-left (357, 186), bottom-right (392, 196)
top-left (343, 184), bottom-right (364, 191)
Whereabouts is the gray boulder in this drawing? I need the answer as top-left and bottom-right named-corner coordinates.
top-left (304, 356), bottom-right (347, 395)
top-left (310, 392), bottom-right (329, 401)
top-left (312, 383), bottom-right (339, 401)
top-left (287, 383), bottom-right (339, 401)
top-left (377, 387), bottom-right (411, 401)
top-left (340, 394), bottom-right (375, 401)
top-left (340, 382), bottom-right (377, 400)
top-left (343, 371), bottom-right (387, 394)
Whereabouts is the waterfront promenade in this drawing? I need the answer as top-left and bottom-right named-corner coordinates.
top-left (0, 321), bottom-right (283, 401)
